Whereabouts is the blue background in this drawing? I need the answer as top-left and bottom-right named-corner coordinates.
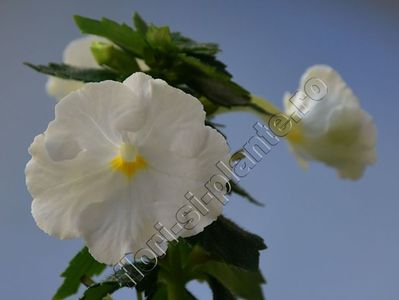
top-left (1, 0), bottom-right (398, 299)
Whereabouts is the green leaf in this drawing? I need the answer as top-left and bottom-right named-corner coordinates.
top-left (74, 15), bottom-right (146, 57)
top-left (25, 62), bottom-right (120, 82)
top-left (133, 12), bottom-right (148, 35)
top-left (146, 26), bottom-right (176, 52)
top-left (170, 32), bottom-right (220, 56)
top-left (91, 41), bottom-right (140, 75)
top-left (196, 261), bottom-right (264, 300)
top-left (176, 55), bottom-right (250, 106)
top-left (230, 181), bottom-right (264, 206)
top-left (186, 216), bottom-right (266, 271)
top-left (79, 282), bottom-right (119, 300)
top-left (53, 247), bottom-right (106, 300)
top-left (207, 277), bottom-right (236, 300)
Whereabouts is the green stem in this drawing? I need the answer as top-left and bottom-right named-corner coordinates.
top-left (213, 94), bottom-right (282, 122)
top-left (136, 289), bottom-right (143, 300)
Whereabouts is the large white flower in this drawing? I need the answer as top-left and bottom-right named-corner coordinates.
top-left (46, 36), bottom-right (149, 100)
top-left (283, 65), bottom-right (376, 180)
top-left (26, 72), bottom-right (229, 264)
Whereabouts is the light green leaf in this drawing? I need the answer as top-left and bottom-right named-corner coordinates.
top-left (91, 41), bottom-right (140, 75)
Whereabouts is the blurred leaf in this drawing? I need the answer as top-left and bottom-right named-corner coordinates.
top-left (146, 26), bottom-right (176, 52)
top-left (133, 12), bottom-right (148, 35)
top-left (74, 15), bottom-right (146, 57)
top-left (91, 41), bottom-right (140, 75)
top-left (24, 63), bottom-right (120, 82)
top-left (53, 247), bottom-right (106, 300)
top-left (231, 181), bottom-right (264, 206)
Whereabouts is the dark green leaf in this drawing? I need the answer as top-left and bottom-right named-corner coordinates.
top-left (171, 32), bottom-right (220, 56)
top-left (207, 277), bottom-right (236, 300)
top-left (176, 55), bottom-right (250, 106)
top-left (231, 181), bottom-right (264, 206)
top-left (79, 282), bottom-right (119, 300)
top-left (24, 63), bottom-right (120, 82)
top-left (186, 216), bottom-right (266, 271)
top-left (133, 12), bottom-right (148, 35)
top-left (53, 247), bottom-right (106, 300)
top-left (196, 261), bottom-right (264, 300)
top-left (74, 15), bottom-right (146, 57)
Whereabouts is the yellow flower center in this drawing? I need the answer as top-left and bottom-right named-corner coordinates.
top-left (110, 144), bottom-right (147, 178)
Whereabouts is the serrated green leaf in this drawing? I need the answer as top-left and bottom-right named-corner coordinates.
top-left (186, 216), bottom-right (266, 271)
top-left (170, 32), bottom-right (220, 56)
top-left (79, 282), bottom-right (119, 300)
top-left (176, 55), bottom-right (250, 106)
top-left (25, 63), bottom-right (120, 82)
top-left (74, 15), bottom-right (146, 57)
top-left (53, 247), bottom-right (106, 300)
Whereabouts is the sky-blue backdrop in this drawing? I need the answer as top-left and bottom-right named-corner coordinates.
top-left (1, 0), bottom-right (398, 299)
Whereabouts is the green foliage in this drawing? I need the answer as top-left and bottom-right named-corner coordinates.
top-left (90, 41), bottom-right (140, 75)
top-left (77, 218), bottom-right (266, 299)
top-left (187, 216), bottom-right (266, 271)
top-left (27, 13), bottom-right (252, 108)
top-left (74, 16), bottom-right (146, 57)
top-left (53, 247), bottom-right (106, 300)
top-left (154, 240), bottom-right (264, 300)
top-left (195, 261), bottom-right (264, 300)
top-left (79, 282), bottom-right (119, 300)
top-left (207, 277), bottom-right (236, 300)
top-left (24, 63), bottom-right (120, 82)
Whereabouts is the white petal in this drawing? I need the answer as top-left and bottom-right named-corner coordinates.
top-left (78, 169), bottom-right (223, 265)
top-left (31, 168), bottom-right (123, 239)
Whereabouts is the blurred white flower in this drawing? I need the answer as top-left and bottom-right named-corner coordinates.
top-left (26, 72), bottom-right (229, 264)
top-left (46, 36), bottom-right (102, 100)
top-left (46, 36), bottom-right (149, 100)
top-left (284, 65), bottom-right (376, 180)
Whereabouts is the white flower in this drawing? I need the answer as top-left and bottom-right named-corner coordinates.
top-left (283, 65), bottom-right (376, 180)
top-left (26, 72), bottom-right (229, 264)
top-left (46, 36), bottom-right (149, 100)
top-left (46, 36), bottom-right (102, 100)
